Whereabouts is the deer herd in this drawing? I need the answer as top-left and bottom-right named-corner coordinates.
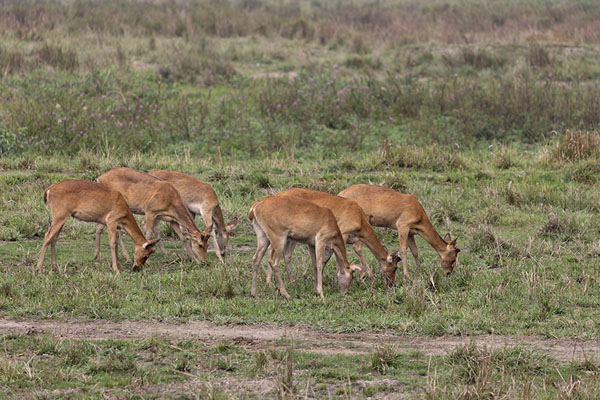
top-left (37, 168), bottom-right (460, 299)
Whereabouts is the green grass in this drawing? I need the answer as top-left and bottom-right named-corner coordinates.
top-left (1, 148), bottom-right (599, 337)
top-left (1, 334), bottom-right (599, 398)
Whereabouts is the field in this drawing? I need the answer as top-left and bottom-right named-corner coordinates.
top-left (1, 0), bottom-right (600, 398)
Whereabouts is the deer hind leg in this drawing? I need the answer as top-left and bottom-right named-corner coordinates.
top-left (37, 215), bottom-right (69, 273)
top-left (106, 223), bottom-right (121, 275)
top-left (396, 224), bottom-right (411, 279)
top-left (251, 221), bottom-right (270, 297)
top-left (407, 234), bottom-right (422, 273)
top-left (49, 221), bottom-right (66, 272)
top-left (267, 240), bottom-right (290, 300)
top-left (283, 240), bottom-right (297, 282)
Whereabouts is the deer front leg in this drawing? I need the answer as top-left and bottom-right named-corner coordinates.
top-left (251, 223), bottom-right (270, 297)
top-left (200, 210), bottom-right (224, 264)
top-left (351, 240), bottom-right (374, 279)
top-left (117, 230), bottom-right (131, 262)
top-left (170, 222), bottom-right (202, 264)
top-left (267, 242), bottom-right (290, 300)
top-left (407, 234), bottom-right (423, 273)
top-left (313, 242), bottom-right (327, 301)
top-left (95, 223), bottom-right (105, 261)
top-left (151, 221), bottom-right (168, 256)
top-left (396, 224), bottom-right (411, 279)
top-left (107, 223), bottom-right (121, 275)
top-left (283, 240), bottom-right (297, 282)
top-left (308, 245), bottom-right (318, 294)
top-left (146, 214), bottom-right (168, 255)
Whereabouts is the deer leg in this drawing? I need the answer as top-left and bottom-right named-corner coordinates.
top-left (407, 234), bottom-right (423, 273)
top-left (117, 230), bottom-right (131, 262)
top-left (151, 222), bottom-right (168, 256)
top-left (37, 215), bottom-right (68, 273)
top-left (308, 245), bottom-right (319, 294)
top-left (396, 224), bottom-right (411, 279)
top-left (49, 223), bottom-right (65, 272)
top-left (106, 223), bottom-right (121, 275)
top-left (313, 242), bottom-right (327, 301)
top-left (95, 223), bottom-right (105, 261)
top-left (170, 221), bottom-right (201, 264)
top-left (251, 222), bottom-right (270, 297)
top-left (351, 240), bottom-right (373, 279)
top-left (283, 240), bottom-right (297, 282)
top-left (200, 210), bottom-right (224, 264)
top-left (267, 240), bottom-right (290, 300)
top-left (147, 215), bottom-right (168, 256)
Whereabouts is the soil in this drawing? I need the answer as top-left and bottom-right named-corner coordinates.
top-left (1, 318), bottom-right (598, 361)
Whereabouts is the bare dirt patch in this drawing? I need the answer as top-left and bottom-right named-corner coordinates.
top-left (1, 318), bottom-right (599, 361)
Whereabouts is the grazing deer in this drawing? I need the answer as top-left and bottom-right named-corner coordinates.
top-left (248, 196), bottom-right (362, 300)
top-left (275, 188), bottom-right (401, 285)
top-left (37, 180), bottom-right (159, 274)
top-left (148, 169), bottom-right (238, 263)
top-left (96, 168), bottom-right (210, 264)
top-left (338, 184), bottom-right (460, 278)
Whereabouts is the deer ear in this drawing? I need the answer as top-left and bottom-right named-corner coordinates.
top-left (443, 233), bottom-right (451, 243)
top-left (387, 251), bottom-right (401, 263)
top-left (226, 217), bottom-right (238, 232)
top-left (349, 264), bottom-right (363, 272)
top-left (143, 239), bottom-right (160, 249)
top-left (200, 231), bottom-right (210, 241)
top-left (450, 238), bottom-right (458, 246)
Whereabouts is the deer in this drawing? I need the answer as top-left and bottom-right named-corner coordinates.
top-left (248, 195), bottom-right (362, 300)
top-left (338, 184), bottom-right (460, 278)
top-left (36, 180), bottom-right (159, 274)
top-left (275, 188), bottom-right (401, 285)
top-left (95, 168), bottom-right (210, 264)
top-left (148, 169), bottom-right (238, 263)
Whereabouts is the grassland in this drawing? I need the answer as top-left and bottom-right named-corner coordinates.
top-left (1, 0), bottom-right (600, 398)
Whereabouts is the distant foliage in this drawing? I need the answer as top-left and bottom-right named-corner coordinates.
top-left (2, 71), bottom-right (600, 156)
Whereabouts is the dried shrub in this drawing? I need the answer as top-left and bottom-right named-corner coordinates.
top-left (551, 130), bottom-right (600, 164)
top-left (526, 44), bottom-right (553, 68)
top-left (0, 46), bottom-right (26, 74)
top-left (36, 43), bottom-right (78, 71)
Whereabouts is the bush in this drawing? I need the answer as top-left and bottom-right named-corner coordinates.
top-left (550, 130), bottom-right (600, 164)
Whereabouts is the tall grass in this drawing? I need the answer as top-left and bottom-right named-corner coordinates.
top-left (2, 71), bottom-right (600, 156)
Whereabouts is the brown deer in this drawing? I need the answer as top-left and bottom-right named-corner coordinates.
top-left (338, 184), bottom-right (460, 278)
top-left (37, 180), bottom-right (159, 274)
top-left (249, 195), bottom-right (362, 300)
top-left (96, 168), bottom-right (210, 264)
top-left (148, 170), bottom-right (238, 263)
top-left (275, 188), bottom-right (401, 285)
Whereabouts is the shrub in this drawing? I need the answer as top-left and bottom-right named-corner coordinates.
top-left (550, 130), bottom-right (600, 164)
top-left (36, 43), bottom-right (78, 71)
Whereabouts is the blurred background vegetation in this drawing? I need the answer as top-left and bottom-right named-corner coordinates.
top-left (0, 0), bottom-right (599, 157)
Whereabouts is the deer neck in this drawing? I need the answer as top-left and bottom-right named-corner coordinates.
top-left (120, 215), bottom-right (148, 246)
top-left (417, 218), bottom-right (448, 255)
top-left (358, 223), bottom-right (391, 264)
top-left (211, 204), bottom-right (226, 234)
